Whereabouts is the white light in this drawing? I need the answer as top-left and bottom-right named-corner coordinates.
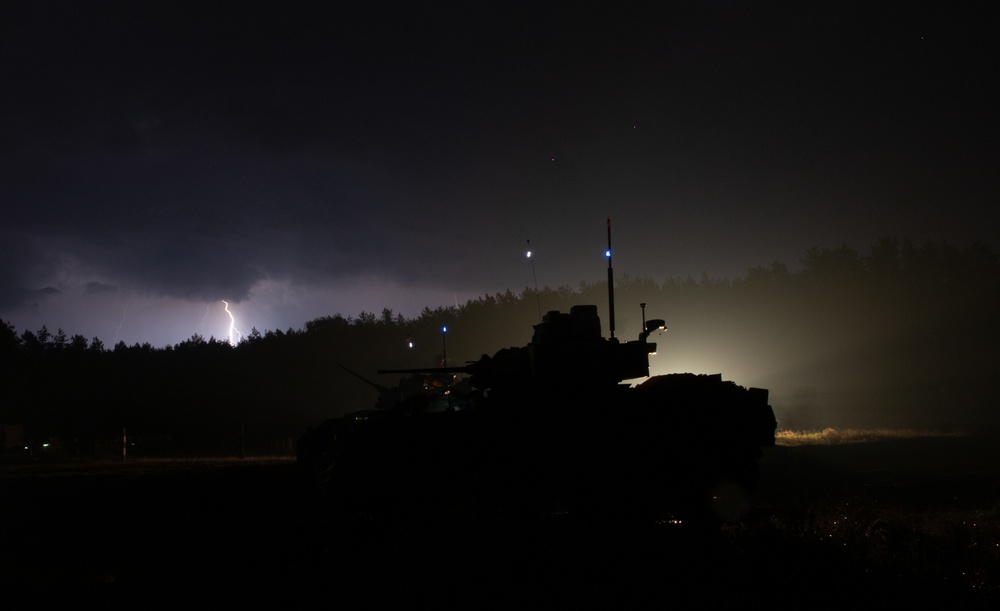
top-left (222, 300), bottom-right (243, 345)
top-left (526, 250), bottom-right (532, 258)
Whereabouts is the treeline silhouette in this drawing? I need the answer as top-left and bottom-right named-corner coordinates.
top-left (2, 237), bottom-right (998, 457)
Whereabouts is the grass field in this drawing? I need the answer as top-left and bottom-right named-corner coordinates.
top-left (758, 429), bottom-right (1000, 602)
top-left (1, 430), bottom-right (998, 608)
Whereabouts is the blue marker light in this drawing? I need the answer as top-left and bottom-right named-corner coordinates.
top-left (442, 326), bottom-right (448, 333)
top-left (605, 249), bottom-right (612, 258)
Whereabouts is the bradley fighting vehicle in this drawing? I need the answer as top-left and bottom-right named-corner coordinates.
top-left (298, 221), bottom-right (777, 526)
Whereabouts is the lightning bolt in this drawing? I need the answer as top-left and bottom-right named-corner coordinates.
top-left (222, 300), bottom-right (243, 346)
top-left (115, 297), bottom-right (131, 344)
top-left (199, 304), bottom-right (211, 335)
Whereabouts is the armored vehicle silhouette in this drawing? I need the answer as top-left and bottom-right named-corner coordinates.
top-left (299, 222), bottom-right (777, 526)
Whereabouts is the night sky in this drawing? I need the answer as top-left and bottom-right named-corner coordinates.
top-left (2, 1), bottom-right (997, 348)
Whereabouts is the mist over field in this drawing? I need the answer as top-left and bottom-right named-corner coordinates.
top-left (650, 241), bottom-right (1000, 431)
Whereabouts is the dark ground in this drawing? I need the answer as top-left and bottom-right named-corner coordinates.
top-left (2, 434), bottom-right (999, 609)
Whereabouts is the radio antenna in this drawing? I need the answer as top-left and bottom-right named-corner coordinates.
top-left (606, 218), bottom-right (615, 340)
top-left (527, 239), bottom-right (542, 322)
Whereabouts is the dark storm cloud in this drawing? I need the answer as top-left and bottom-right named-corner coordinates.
top-left (84, 281), bottom-right (118, 295)
top-left (1, 1), bottom-right (998, 343)
top-left (0, 232), bottom-right (67, 309)
top-left (1, 0), bottom-right (537, 302)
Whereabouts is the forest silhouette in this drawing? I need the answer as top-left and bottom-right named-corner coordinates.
top-left (2, 237), bottom-right (998, 457)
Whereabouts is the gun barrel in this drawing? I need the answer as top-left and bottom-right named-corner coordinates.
top-left (339, 364), bottom-right (391, 393)
top-left (377, 366), bottom-right (470, 375)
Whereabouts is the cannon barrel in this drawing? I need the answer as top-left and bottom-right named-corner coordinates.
top-left (377, 366), bottom-right (473, 376)
top-left (340, 364), bottom-right (392, 393)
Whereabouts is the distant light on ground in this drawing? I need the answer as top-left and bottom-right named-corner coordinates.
top-left (776, 428), bottom-right (965, 446)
